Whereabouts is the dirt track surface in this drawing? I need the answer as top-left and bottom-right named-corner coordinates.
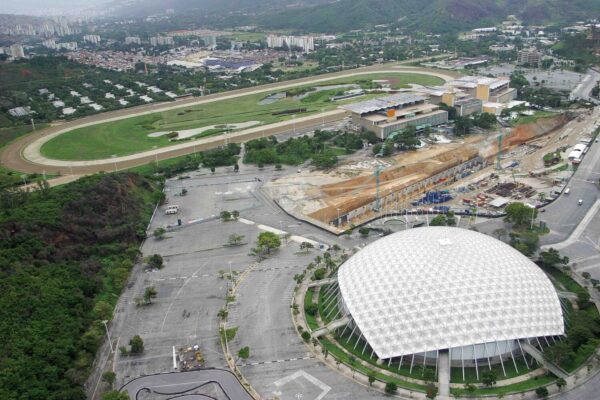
top-left (0, 64), bottom-right (459, 175)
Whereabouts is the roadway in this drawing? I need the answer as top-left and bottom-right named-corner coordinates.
top-left (119, 369), bottom-right (253, 400)
top-left (0, 64), bottom-right (458, 176)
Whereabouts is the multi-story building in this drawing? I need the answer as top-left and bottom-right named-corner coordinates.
top-left (125, 36), bottom-right (142, 45)
top-left (150, 36), bottom-right (174, 47)
top-left (446, 76), bottom-right (517, 104)
top-left (10, 44), bottom-right (25, 59)
top-left (341, 93), bottom-right (449, 139)
top-left (517, 48), bottom-right (543, 66)
top-left (83, 35), bottom-right (101, 44)
top-left (42, 39), bottom-right (57, 49)
top-left (266, 35), bottom-right (315, 53)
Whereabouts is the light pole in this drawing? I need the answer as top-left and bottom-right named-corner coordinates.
top-left (292, 115), bottom-right (296, 134)
top-left (321, 108), bottom-right (325, 127)
top-left (102, 320), bottom-right (114, 353)
top-left (530, 206), bottom-right (536, 230)
top-left (111, 154), bottom-right (117, 173)
top-left (228, 261), bottom-right (233, 290)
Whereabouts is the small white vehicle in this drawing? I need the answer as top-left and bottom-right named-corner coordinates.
top-left (564, 188), bottom-right (570, 195)
top-left (165, 205), bottom-right (179, 215)
top-left (578, 199), bottom-right (583, 206)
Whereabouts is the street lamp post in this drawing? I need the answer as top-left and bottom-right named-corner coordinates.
top-left (292, 115), bottom-right (296, 134)
top-left (102, 320), bottom-right (114, 353)
top-left (111, 154), bottom-right (117, 173)
top-left (321, 108), bottom-right (325, 127)
top-left (228, 261), bottom-right (233, 290)
top-left (153, 146), bottom-right (158, 168)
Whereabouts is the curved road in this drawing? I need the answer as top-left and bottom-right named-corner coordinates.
top-left (119, 369), bottom-right (253, 400)
top-left (0, 65), bottom-right (457, 175)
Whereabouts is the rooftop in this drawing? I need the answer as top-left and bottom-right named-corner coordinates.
top-left (340, 93), bottom-right (428, 115)
top-left (337, 227), bottom-right (564, 359)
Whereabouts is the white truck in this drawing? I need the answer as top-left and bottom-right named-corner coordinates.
top-left (165, 205), bottom-right (179, 215)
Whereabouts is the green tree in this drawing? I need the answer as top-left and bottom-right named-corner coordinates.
top-left (504, 202), bottom-right (537, 226)
top-left (556, 378), bottom-right (566, 390)
top-left (454, 116), bottom-right (472, 136)
top-left (257, 231), bottom-right (281, 254)
top-left (464, 382), bottom-right (476, 394)
top-left (423, 368), bottom-right (436, 383)
top-left (305, 303), bottom-right (319, 316)
top-left (545, 341), bottom-right (575, 365)
top-left (313, 268), bottom-right (327, 280)
top-left (220, 210), bottom-right (232, 221)
top-left (102, 371), bottom-right (116, 388)
top-left (231, 210), bottom-right (240, 219)
top-left (385, 382), bottom-right (398, 394)
top-left (482, 369), bottom-right (497, 387)
top-left (300, 241), bottom-right (314, 253)
top-left (426, 384), bottom-right (438, 399)
top-left (102, 391), bottom-right (130, 400)
top-left (368, 371), bottom-right (376, 386)
top-left (358, 227), bottom-right (370, 237)
top-left (93, 301), bottom-right (114, 321)
top-left (312, 152), bottom-right (338, 169)
top-left (301, 331), bottom-right (311, 342)
top-left (228, 233), bottom-right (244, 246)
top-left (143, 286), bottom-right (157, 304)
top-left (147, 254), bottom-right (163, 269)
top-left (129, 335), bottom-right (144, 354)
top-left (153, 227), bottom-right (166, 239)
top-left (535, 386), bottom-right (549, 398)
top-left (538, 248), bottom-right (569, 268)
top-left (429, 215), bottom-right (447, 226)
top-left (238, 346), bottom-right (250, 359)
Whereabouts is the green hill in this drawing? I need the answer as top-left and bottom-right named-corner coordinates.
top-left (255, 0), bottom-right (600, 33)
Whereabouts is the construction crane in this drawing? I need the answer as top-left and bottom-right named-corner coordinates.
top-left (373, 164), bottom-right (386, 211)
top-left (496, 133), bottom-right (503, 170)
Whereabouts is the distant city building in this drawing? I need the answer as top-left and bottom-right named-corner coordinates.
top-left (10, 44), bottom-right (25, 59)
top-left (83, 35), bottom-right (101, 44)
top-left (125, 36), bottom-right (142, 45)
top-left (266, 35), bottom-right (315, 53)
top-left (517, 48), bottom-right (543, 66)
top-left (58, 42), bottom-right (78, 50)
top-left (150, 36), bottom-right (174, 47)
top-left (42, 39), bottom-right (58, 49)
top-left (489, 44), bottom-right (515, 52)
top-left (446, 76), bottom-right (517, 104)
top-left (201, 35), bottom-right (217, 49)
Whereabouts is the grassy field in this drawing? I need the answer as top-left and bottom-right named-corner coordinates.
top-left (512, 111), bottom-right (558, 126)
top-left (40, 72), bottom-right (443, 161)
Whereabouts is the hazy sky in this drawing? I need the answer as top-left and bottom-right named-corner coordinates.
top-left (0, 0), bottom-right (109, 16)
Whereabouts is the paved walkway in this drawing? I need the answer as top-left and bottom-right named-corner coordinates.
top-left (521, 341), bottom-right (569, 379)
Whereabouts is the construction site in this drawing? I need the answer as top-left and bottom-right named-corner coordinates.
top-left (265, 109), bottom-right (598, 233)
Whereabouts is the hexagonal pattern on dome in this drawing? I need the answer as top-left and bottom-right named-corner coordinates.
top-left (337, 227), bottom-right (564, 360)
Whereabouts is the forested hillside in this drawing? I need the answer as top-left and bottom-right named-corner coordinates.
top-left (0, 173), bottom-right (161, 399)
top-left (254, 0), bottom-right (600, 33)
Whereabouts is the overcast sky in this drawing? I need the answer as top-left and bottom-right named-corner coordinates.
top-left (0, 0), bottom-right (109, 16)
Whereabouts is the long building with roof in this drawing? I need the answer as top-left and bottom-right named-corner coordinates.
top-left (340, 93), bottom-right (449, 139)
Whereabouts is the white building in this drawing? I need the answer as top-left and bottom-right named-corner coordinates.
top-left (150, 36), bottom-right (174, 47)
top-left (83, 34), bottom-right (101, 44)
top-left (62, 107), bottom-right (76, 115)
top-left (10, 44), bottom-right (25, 59)
top-left (327, 227), bottom-right (564, 374)
top-left (266, 35), bottom-right (315, 53)
top-left (125, 36), bottom-right (142, 45)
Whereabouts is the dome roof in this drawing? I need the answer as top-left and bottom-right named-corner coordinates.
top-left (337, 227), bottom-right (564, 360)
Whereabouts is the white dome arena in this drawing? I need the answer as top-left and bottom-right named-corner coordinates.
top-left (334, 227), bottom-right (564, 362)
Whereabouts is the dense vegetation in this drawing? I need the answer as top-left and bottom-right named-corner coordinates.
top-left (250, 0), bottom-right (600, 34)
top-left (243, 130), bottom-right (363, 168)
top-left (0, 173), bottom-right (160, 399)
